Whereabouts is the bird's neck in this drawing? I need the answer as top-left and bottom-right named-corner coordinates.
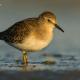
top-left (34, 22), bottom-right (54, 41)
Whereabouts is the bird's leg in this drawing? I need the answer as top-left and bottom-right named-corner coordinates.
top-left (22, 51), bottom-right (28, 65)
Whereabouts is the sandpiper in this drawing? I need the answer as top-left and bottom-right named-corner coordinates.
top-left (0, 11), bottom-right (64, 65)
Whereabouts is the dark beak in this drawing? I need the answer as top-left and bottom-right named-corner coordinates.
top-left (55, 24), bottom-right (64, 32)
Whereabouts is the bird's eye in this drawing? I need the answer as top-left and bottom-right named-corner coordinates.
top-left (48, 19), bottom-right (51, 23)
top-left (48, 19), bottom-right (51, 22)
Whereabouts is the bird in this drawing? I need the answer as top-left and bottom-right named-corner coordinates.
top-left (0, 11), bottom-right (64, 65)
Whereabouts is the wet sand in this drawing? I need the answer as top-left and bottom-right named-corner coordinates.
top-left (0, 70), bottom-right (80, 80)
top-left (0, 53), bottom-right (80, 80)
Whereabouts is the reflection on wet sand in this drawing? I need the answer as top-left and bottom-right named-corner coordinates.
top-left (17, 60), bottom-right (56, 71)
top-left (0, 54), bottom-right (80, 80)
top-left (0, 53), bottom-right (80, 71)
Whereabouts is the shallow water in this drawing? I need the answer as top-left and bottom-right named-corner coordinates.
top-left (0, 53), bottom-right (80, 71)
top-left (0, 53), bottom-right (80, 80)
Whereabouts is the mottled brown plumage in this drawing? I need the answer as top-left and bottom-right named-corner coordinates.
top-left (1, 18), bottom-right (37, 43)
top-left (0, 11), bottom-right (64, 65)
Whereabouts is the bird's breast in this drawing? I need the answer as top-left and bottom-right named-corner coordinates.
top-left (12, 32), bottom-right (53, 51)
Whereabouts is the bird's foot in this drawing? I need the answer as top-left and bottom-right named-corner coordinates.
top-left (22, 52), bottom-right (28, 66)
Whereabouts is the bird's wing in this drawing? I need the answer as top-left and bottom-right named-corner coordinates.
top-left (3, 18), bottom-right (38, 43)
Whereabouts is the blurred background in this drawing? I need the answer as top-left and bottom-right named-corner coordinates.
top-left (0, 1), bottom-right (80, 80)
top-left (0, 0), bottom-right (80, 69)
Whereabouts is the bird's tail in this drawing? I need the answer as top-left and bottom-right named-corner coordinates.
top-left (0, 32), bottom-right (4, 40)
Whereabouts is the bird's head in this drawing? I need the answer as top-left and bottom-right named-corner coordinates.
top-left (39, 11), bottom-right (64, 32)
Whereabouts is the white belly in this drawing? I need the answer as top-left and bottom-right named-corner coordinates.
top-left (12, 35), bottom-right (53, 51)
